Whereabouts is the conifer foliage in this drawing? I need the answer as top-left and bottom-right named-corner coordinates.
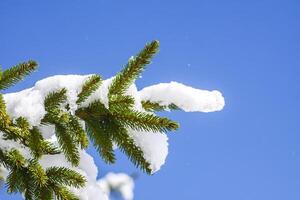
top-left (0, 40), bottom-right (182, 199)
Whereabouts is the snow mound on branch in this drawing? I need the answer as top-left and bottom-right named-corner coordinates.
top-left (1, 75), bottom-right (225, 199)
top-left (128, 129), bottom-right (168, 173)
top-left (3, 75), bottom-right (89, 125)
top-left (98, 173), bottom-right (134, 200)
top-left (139, 81), bottom-right (225, 112)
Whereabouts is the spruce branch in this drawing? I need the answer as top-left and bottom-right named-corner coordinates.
top-left (46, 166), bottom-right (86, 188)
top-left (109, 95), bottom-right (135, 111)
top-left (110, 122), bottom-right (152, 174)
top-left (141, 100), bottom-right (180, 112)
top-left (112, 110), bottom-right (179, 133)
top-left (76, 75), bottom-right (102, 105)
top-left (76, 100), bottom-right (117, 164)
top-left (55, 124), bottom-right (80, 166)
top-left (6, 149), bottom-right (26, 169)
top-left (109, 40), bottom-right (159, 96)
top-left (28, 160), bottom-right (48, 188)
top-left (0, 60), bottom-right (37, 90)
top-left (6, 169), bottom-right (26, 193)
top-left (44, 88), bottom-right (67, 111)
top-left (85, 119), bottom-right (116, 164)
top-left (28, 127), bottom-right (60, 158)
top-left (69, 115), bottom-right (89, 149)
top-left (51, 184), bottom-right (80, 200)
top-left (36, 188), bottom-right (53, 200)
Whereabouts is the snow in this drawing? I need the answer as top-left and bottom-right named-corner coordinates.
top-left (128, 129), bottom-right (168, 173)
top-left (98, 173), bottom-right (134, 200)
top-left (0, 75), bottom-right (225, 199)
top-left (139, 81), bottom-right (225, 112)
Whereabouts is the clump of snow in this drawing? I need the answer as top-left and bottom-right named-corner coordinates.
top-left (3, 75), bottom-right (90, 125)
top-left (98, 173), bottom-right (134, 200)
top-left (0, 74), bottom-right (225, 199)
top-left (128, 129), bottom-right (168, 173)
top-left (139, 81), bottom-right (225, 112)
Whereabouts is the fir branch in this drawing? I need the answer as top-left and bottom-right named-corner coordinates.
top-left (23, 179), bottom-right (36, 200)
top-left (76, 75), bottom-right (102, 105)
top-left (0, 94), bottom-right (11, 128)
top-left (55, 124), bottom-right (80, 166)
top-left (141, 100), bottom-right (180, 112)
top-left (110, 122), bottom-right (152, 174)
top-left (85, 119), bottom-right (116, 164)
top-left (112, 110), bottom-right (179, 133)
top-left (109, 40), bottom-right (159, 96)
top-left (27, 127), bottom-right (44, 158)
top-left (51, 184), bottom-right (79, 200)
top-left (2, 126), bottom-right (25, 144)
top-left (76, 101), bottom-right (116, 163)
top-left (69, 115), bottom-right (89, 149)
top-left (109, 95), bottom-right (135, 111)
top-left (6, 149), bottom-right (26, 169)
top-left (46, 166), bottom-right (86, 188)
top-left (28, 160), bottom-right (48, 188)
top-left (44, 88), bottom-right (67, 111)
top-left (6, 169), bottom-right (25, 193)
top-left (36, 188), bottom-right (53, 200)
top-left (0, 60), bottom-right (37, 90)
top-left (28, 127), bottom-right (60, 158)
top-left (75, 100), bottom-right (109, 120)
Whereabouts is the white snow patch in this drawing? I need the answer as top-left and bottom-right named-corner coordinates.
top-left (139, 81), bottom-right (225, 112)
top-left (128, 129), bottom-right (168, 173)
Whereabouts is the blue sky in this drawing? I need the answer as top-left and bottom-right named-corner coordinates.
top-left (1, 0), bottom-right (300, 199)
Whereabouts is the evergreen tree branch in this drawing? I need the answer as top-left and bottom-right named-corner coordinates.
top-left (0, 60), bottom-right (37, 90)
top-left (55, 123), bottom-right (80, 166)
top-left (44, 88), bottom-right (67, 111)
top-left (51, 184), bottom-right (79, 200)
top-left (85, 119), bottom-right (116, 164)
top-left (46, 166), bottom-right (86, 188)
top-left (110, 122), bottom-right (152, 174)
top-left (141, 100), bottom-right (180, 112)
top-left (112, 110), bottom-right (179, 133)
top-left (28, 160), bottom-right (48, 188)
top-left (69, 115), bottom-right (89, 149)
top-left (109, 95), bottom-right (135, 111)
top-left (0, 94), bottom-right (10, 126)
top-left (109, 40), bottom-right (159, 96)
top-left (6, 169), bottom-right (26, 193)
top-left (76, 75), bottom-right (102, 105)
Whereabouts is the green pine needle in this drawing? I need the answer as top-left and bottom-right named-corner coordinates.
top-left (109, 95), bottom-right (135, 111)
top-left (110, 123), bottom-right (152, 174)
top-left (46, 166), bottom-right (86, 188)
top-left (0, 60), bottom-right (37, 90)
top-left (112, 110), bottom-right (179, 133)
top-left (141, 101), bottom-right (180, 112)
top-left (44, 88), bottom-right (67, 111)
top-left (28, 160), bottom-right (48, 188)
top-left (76, 75), bottom-right (102, 105)
top-left (51, 184), bottom-right (80, 200)
top-left (6, 149), bottom-right (26, 169)
top-left (55, 124), bottom-right (80, 166)
top-left (69, 115), bottom-right (89, 149)
top-left (109, 40), bottom-right (159, 96)
top-left (85, 119), bottom-right (116, 164)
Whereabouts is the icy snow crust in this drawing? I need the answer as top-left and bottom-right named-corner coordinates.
top-left (0, 75), bottom-right (225, 200)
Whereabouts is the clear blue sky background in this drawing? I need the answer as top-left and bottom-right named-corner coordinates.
top-left (1, 0), bottom-right (299, 199)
